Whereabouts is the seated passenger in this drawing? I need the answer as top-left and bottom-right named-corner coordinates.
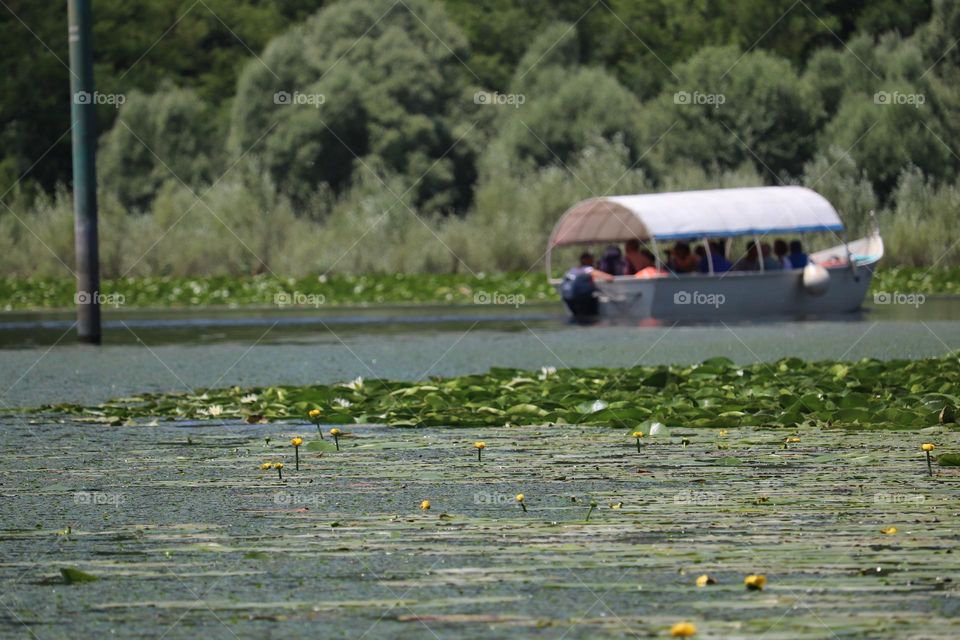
top-left (788, 240), bottom-right (809, 269)
top-left (773, 239), bottom-right (792, 269)
top-left (599, 244), bottom-right (628, 276)
top-left (698, 241), bottom-right (732, 273)
top-left (733, 241), bottom-right (761, 271)
top-left (760, 243), bottom-right (783, 271)
top-left (634, 249), bottom-right (667, 279)
top-left (624, 239), bottom-right (645, 274)
top-left (669, 242), bottom-right (699, 273)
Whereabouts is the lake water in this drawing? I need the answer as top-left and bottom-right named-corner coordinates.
top-left (2, 299), bottom-right (959, 407)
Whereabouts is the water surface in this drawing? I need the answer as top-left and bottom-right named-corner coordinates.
top-left (2, 299), bottom-right (959, 407)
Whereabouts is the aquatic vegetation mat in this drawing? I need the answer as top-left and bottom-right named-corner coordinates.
top-left (872, 266), bottom-right (960, 296)
top-left (32, 355), bottom-right (960, 432)
top-left (1, 420), bottom-right (958, 639)
top-left (0, 272), bottom-right (555, 310)
top-left (0, 267), bottom-right (955, 311)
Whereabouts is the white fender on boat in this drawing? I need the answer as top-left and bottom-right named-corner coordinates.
top-left (802, 263), bottom-right (830, 296)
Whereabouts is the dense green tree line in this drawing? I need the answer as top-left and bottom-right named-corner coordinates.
top-left (0, 0), bottom-right (935, 197)
top-left (1, 0), bottom-right (958, 277)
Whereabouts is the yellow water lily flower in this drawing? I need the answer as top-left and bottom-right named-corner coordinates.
top-left (260, 463), bottom-right (272, 470)
top-left (610, 502), bottom-right (623, 509)
top-left (632, 431), bottom-right (643, 438)
top-left (881, 526), bottom-right (897, 535)
top-left (744, 574), bottom-right (766, 590)
top-left (786, 437), bottom-right (800, 443)
top-left (420, 500), bottom-right (431, 510)
top-left (695, 574), bottom-right (715, 587)
top-left (718, 429), bottom-right (728, 437)
top-left (670, 621), bottom-right (697, 637)
top-left (291, 436), bottom-right (304, 469)
top-left (516, 493), bottom-right (527, 512)
top-left (921, 443), bottom-right (936, 476)
top-left (273, 463), bottom-right (283, 470)
top-left (474, 441), bottom-right (486, 449)
top-left (330, 428), bottom-right (341, 436)
top-left (308, 408), bottom-right (321, 419)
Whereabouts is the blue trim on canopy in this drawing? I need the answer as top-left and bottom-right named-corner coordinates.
top-left (653, 223), bottom-right (844, 240)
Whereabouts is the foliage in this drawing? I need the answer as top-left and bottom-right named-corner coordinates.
top-left (2, 0), bottom-right (959, 276)
top-left (0, 0), bottom-right (322, 194)
top-left (641, 46), bottom-right (823, 181)
top-left (3, 263), bottom-right (958, 311)
top-left (229, 0), bottom-right (480, 210)
top-left (98, 87), bottom-right (222, 210)
top-left (484, 24), bottom-right (646, 176)
top-left (872, 266), bottom-right (960, 296)
top-left (0, 272), bottom-right (556, 310)
top-left (876, 169), bottom-right (960, 268)
top-left (33, 355), bottom-right (960, 432)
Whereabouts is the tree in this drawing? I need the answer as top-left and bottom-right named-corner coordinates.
top-left (479, 23), bottom-right (646, 177)
top-left (230, 0), bottom-right (481, 212)
top-left (640, 46), bottom-right (823, 182)
top-left (98, 86), bottom-right (221, 210)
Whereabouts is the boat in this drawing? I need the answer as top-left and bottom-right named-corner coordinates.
top-left (545, 186), bottom-right (883, 322)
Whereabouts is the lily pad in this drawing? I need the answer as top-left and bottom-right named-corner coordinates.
top-left (61, 567), bottom-right (99, 584)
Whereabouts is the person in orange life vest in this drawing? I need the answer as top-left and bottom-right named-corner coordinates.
top-left (633, 249), bottom-right (667, 279)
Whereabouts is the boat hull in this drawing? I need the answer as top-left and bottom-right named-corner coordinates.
top-left (557, 263), bottom-right (877, 322)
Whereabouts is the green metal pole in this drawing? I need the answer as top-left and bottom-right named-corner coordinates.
top-left (69, 0), bottom-right (101, 344)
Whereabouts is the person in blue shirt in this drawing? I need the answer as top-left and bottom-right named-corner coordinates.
top-left (561, 252), bottom-right (613, 320)
top-left (788, 240), bottom-right (809, 269)
top-left (760, 243), bottom-right (783, 270)
top-left (698, 241), bottom-right (732, 273)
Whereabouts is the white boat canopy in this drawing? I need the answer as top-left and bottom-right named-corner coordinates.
top-left (548, 186), bottom-right (844, 246)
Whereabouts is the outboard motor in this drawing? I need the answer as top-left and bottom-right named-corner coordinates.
top-left (560, 270), bottom-right (599, 321)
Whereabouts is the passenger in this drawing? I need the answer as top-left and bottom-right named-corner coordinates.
top-left (560, 252), bottom-right (613, 319)
top-left (670, 242), bottom-right (699, 273)
top-left (760, 243), bottom-right (782, 271)
top-left (773, 239), bottom-right (792, 269)
top-left (733, 241), bottom-right (761, 271)
top-left (564, 251), bottom-right (614, 283)
top-left (788, 240), bottom-right (809, 269)
top-left (698, 240), bottom-right (732, 273)
top-left (624, 239), bottom-right (645, 274)
top-left (634, 249), bottom-right (667, 279)
top-left (599, 244), bottom-right (627, 276)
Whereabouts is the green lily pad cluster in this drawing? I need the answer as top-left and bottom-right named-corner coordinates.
top-left (0, 267), bottom-right (957, 311)
top-left (34, 355), bottom-right (960, 430)
top-left (872, 266), bottom-right (960, 296)
top-left (0, 272), bottom-right (555, 310)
